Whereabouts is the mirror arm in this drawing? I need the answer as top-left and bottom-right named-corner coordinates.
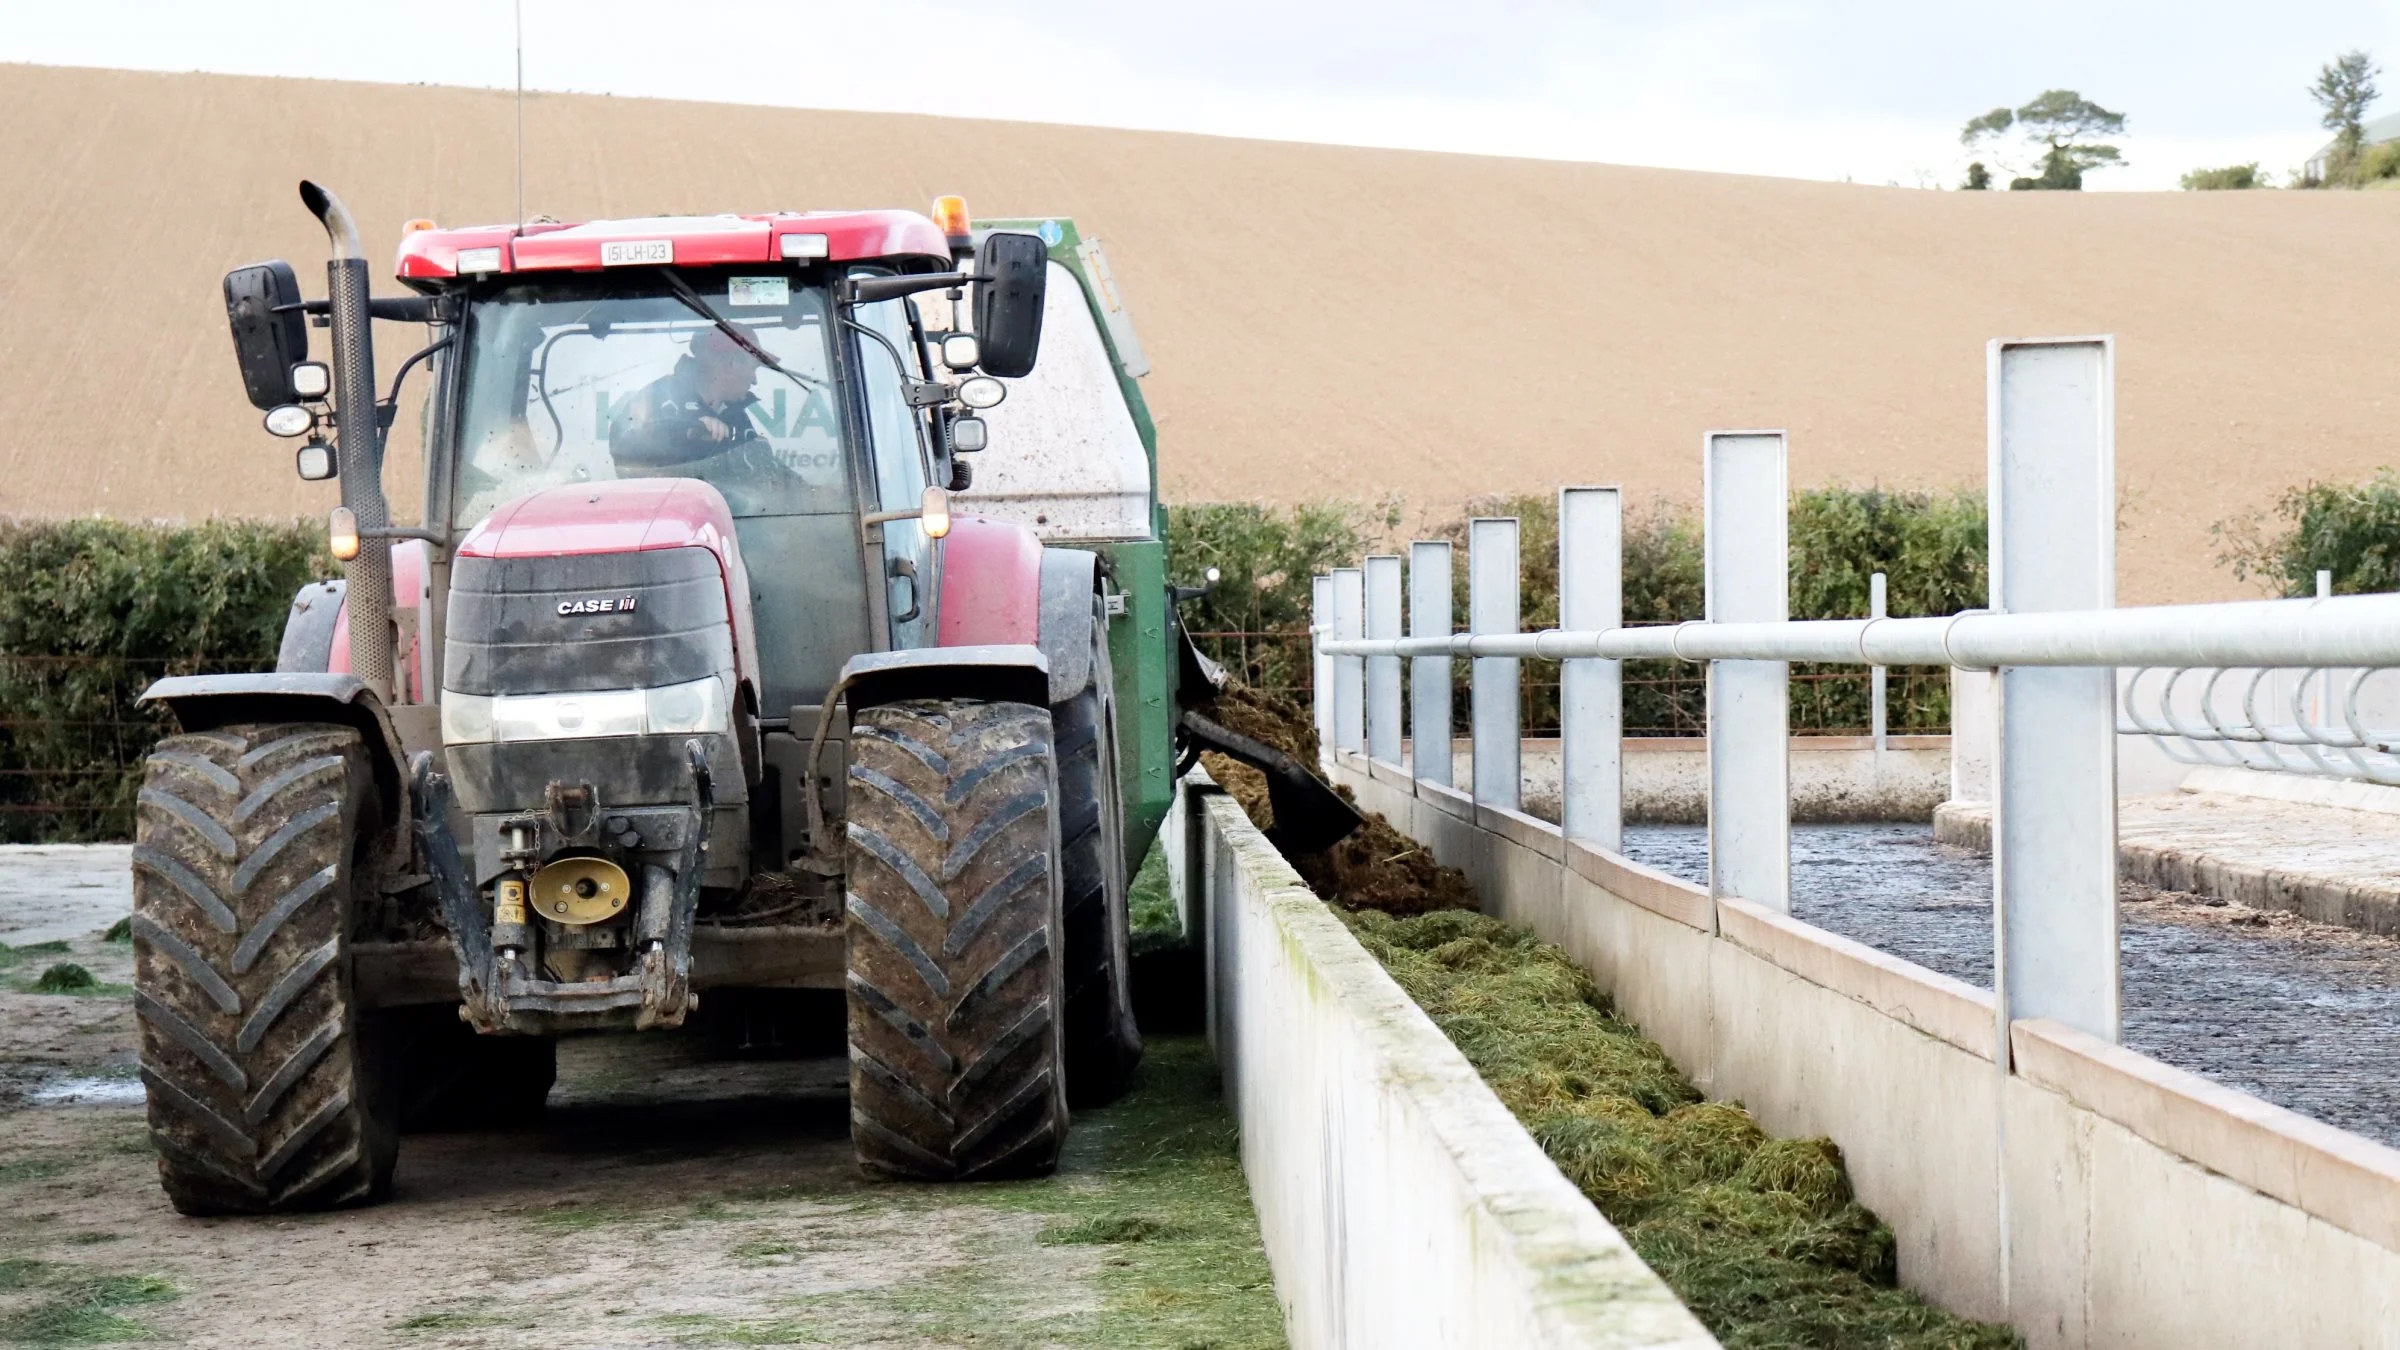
top-left (840, 314), bottom-right (945, 495)
top-left (839, 272), bottom-right (991, 306)
top-left (357, 524), bottom-right (448, 549)
top-left (382, 335), bottom-right (453, 412)
top-left (277, 297), bottom-right (435, 323)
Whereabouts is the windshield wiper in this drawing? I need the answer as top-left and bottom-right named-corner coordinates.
top-left (656, 270), bottom-right (825, 393)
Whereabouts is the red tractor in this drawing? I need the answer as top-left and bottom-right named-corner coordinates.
top-left (134, 183), bottom-right (1351, 1214)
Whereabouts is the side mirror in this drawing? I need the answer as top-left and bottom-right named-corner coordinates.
top-left (973, 232), bottom-right (1047, 378)
top-left (224, 262), bottom-right (308, 410)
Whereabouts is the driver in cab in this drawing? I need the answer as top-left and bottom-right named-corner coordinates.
top-left (609, 325), bottom-right (765, 469)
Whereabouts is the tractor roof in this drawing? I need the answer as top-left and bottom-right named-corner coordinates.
top-left (394, 209), bottom-right (952, 283)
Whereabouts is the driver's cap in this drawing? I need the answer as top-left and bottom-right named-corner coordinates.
top-left (692, 324), bottom-right (763, 366)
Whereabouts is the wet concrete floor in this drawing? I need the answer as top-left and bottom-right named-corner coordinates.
top-left (1623, 823), bottom-right (2400, 1149)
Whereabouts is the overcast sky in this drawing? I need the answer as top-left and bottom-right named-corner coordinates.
top-left (13, 1), bottom-right (2399, 189)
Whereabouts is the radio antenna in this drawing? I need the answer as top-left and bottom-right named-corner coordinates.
top-left (514, 0), bottom-right (525, 229)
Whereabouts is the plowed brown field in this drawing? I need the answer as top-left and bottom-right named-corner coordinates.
top-left (3, 62), bottom-right (2396, 601)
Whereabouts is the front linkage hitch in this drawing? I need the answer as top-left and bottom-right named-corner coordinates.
top-left (414, 743), bottom-right (712, 1035)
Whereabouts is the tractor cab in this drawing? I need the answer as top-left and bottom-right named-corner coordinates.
top-left (395, 206), bottom-right (1041, 709)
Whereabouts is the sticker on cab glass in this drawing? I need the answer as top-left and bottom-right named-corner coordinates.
top-left (1038, 219), bottom-right (1064, 247)
top-left (727, 276), bottom-right (790, 307)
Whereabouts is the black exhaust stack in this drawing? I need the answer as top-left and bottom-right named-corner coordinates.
top-left (300, 180), bottom-right (394, 700)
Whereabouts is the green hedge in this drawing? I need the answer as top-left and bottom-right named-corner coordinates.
top-left (2217, 468), bottom-right (2400, 596)
top-left (1167, 487), bottom-right (1986, 736)
top-left (0, 519), bottom-right (333, 841)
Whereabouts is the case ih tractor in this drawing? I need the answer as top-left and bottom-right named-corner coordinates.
top-left (134, 182), bottom-right (1353, 1214)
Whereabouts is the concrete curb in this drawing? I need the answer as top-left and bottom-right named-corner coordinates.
top-left (1185, 779), bottom-right (1718, 1350)
top-left (1934, 799), bottom-right (2400, 937)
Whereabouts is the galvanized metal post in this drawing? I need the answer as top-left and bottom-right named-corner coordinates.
top-left (1870, 571), bottom-right (1888, 757)
top-left (1409, 541), bottom-right (1454, 786)
top-left (1311, 575), bottom-right (1334, 762)
top-left (1990, 337), bottom-right (2119, 1049)
top-left (1559, 488), bottom-right (1623, 852)
top-left (1705, 433), bottom-right (1791, 911)
top-left (1469, 518), bottom-right (1521, 811)
top-left (1364, 555), bottom-right (1404, 765)
top-left (1331, 567), bottom-right (1366, 754)
top-left (2317, 569), bottom-right (2334, 724)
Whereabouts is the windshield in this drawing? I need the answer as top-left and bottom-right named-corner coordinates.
top-left (452, 273), bottom-right (848, 525)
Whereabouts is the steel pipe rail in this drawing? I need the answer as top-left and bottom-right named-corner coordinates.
top-left (2118, 664), bottom-right (2400, 786)
top-left (1318, 593), bottom-right (2400, 671)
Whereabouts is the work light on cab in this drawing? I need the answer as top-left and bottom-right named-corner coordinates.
top-left (294, 441), bottom-right (336, 481)
top-left (263, 404), bottom-right (315, 438)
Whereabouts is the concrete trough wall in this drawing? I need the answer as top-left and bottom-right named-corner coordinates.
top-left (1329, 751), bottom-right (2400, 1350)
top-left (1169, 776), bottom-right (1719, 1350)
top-left (1409, 736), bottom-right (1950, 824)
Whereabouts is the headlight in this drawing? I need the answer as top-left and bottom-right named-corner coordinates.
top-left (441, 678), bottom-right (729, 745)
top-left (644, 676), bottom-right (727, 735)
top-left (441, 691), bottom-right (494, 746)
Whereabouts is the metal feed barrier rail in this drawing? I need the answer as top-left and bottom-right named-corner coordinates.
top-left (1313, 337), bottom-right (2400, 1058)
top-left (2117, 633), bottom-right (2400, 787)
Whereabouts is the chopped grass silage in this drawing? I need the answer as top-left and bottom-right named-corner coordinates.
top-left (1342, 908), bottom-right (2019, 1350)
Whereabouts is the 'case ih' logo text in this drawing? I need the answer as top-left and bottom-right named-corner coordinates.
top-left (558, 595), bottom-right (637, 616)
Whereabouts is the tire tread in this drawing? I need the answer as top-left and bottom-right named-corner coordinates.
top-left (132, 722), bottom-right (396, 1215)
top-left (845, 700), bottom-right (1068, 1180)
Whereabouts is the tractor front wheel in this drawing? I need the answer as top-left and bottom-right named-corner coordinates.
top-left (131, 722), bottom-right (400, 1215)
top-left (843, 699), bottom-right (1068, 1180)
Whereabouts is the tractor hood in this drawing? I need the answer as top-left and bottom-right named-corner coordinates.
top-left (456, 478), bottom-right (757, 695)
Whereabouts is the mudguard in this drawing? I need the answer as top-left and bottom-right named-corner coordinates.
top-left (276, 580), bottom-right (346, 673)
top-left (840, 645), bottom-right (1050, 712)
top-left (1036, 548), bottom-right (1100, 703)
top-left (138, 672), bottom-right (413, 855)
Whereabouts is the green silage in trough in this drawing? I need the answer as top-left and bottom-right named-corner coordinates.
top-left (1341, 908), bottom-right (2020, 1350)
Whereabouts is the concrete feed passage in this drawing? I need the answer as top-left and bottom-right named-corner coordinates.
top-left (1623, 822), bottom-right (2400, 1149)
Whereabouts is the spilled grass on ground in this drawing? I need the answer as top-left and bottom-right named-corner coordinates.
top-left (0, 1257), bottom-right (178, 1346)
top-left (507, 1025), bottom-right (1280, 1349)
top-left (747, 1036), bottom-right (1281, 1350)
top-left (0, 944), bottom-right (125, 998)
top-left (1342, 908), bottom-right (2017, 1350)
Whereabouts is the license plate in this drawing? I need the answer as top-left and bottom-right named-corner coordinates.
top-left (600, 239), bottom-right (674, 266)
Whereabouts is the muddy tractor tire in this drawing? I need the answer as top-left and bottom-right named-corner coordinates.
top-left (1055, 601), bottom-right (1141, 1105)
top-left (131, 722), bottom-right (400, 1215)
top-left (844, 699), bottom-right (1069, 1180)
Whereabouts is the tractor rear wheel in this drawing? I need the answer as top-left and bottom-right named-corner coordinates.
top-left (131, 722), bottom-right (400, 1215)
top-left (844, 699), bottom-right (1068, 1180)
top-left (1055, 600), bottom-right (1141, 1105)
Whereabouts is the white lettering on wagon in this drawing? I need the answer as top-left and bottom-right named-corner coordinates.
top-left (557, 595), bottom-right (639, 616)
